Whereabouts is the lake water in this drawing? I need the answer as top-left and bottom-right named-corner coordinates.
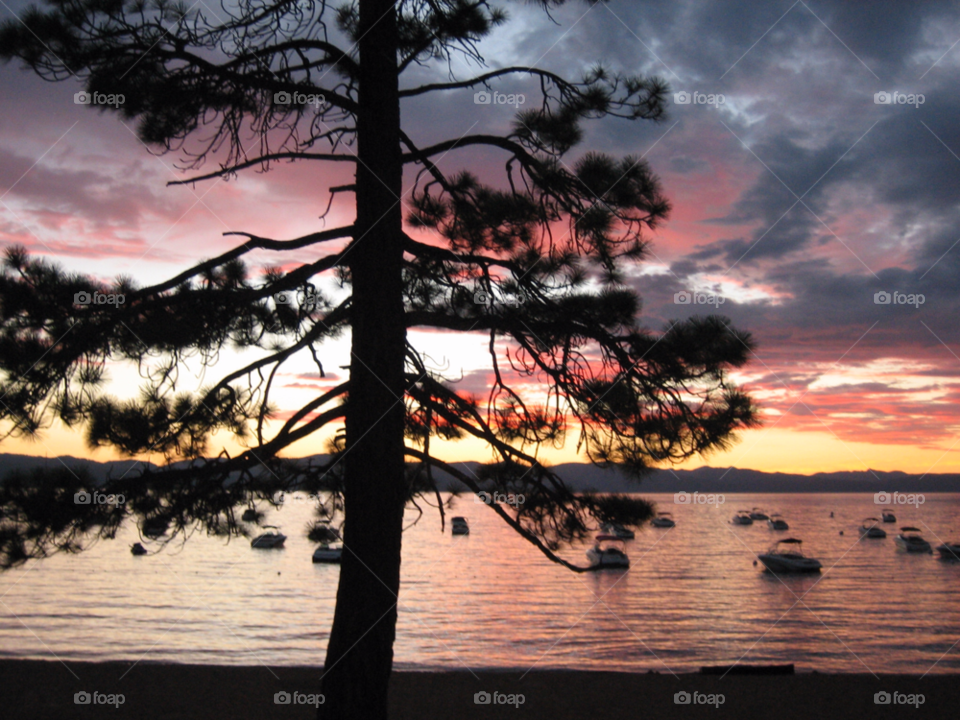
top-left (1, 493), bottom-right (959, 675)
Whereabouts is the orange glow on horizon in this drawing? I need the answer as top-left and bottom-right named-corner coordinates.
top-left (6, 419), bottom-right (960, 477)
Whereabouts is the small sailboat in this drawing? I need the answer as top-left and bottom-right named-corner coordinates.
top-left (894, 527), bottom-right (932, 553)
top-left (130, 542), bottom-right (147, 556)
top-left (586, 535), bottom-right (630, 569)
top-left (757, 539), bottom-right (822, 573)
top-left (651, 512), bottom-right (676, 528)
top-left (767, 514), bottom-right (789, 530)
top-left (859, 518), bottom-right (887, 539)
top-left (451, 517), bottom-right (470, 535)
top-left (251, 526), bottom-right (287, 549)
top-left (732, 511), bottom-right (754, 525)
top-left (312, 543), bottom-right (343, 563)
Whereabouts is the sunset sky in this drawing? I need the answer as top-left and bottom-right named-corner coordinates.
top-left (2, 0), bottom-right (960, 474)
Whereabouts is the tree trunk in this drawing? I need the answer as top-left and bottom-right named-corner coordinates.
top-left (319, 1), bottom-right (405, 719)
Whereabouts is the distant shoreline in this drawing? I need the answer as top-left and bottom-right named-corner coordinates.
top-left (4, 452), bottom-right (960, 494)
top-left (1, 659), bottom-right (953, 719)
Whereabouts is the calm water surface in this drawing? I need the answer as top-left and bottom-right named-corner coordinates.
top-left (1, 493), bottom-right (959, 674)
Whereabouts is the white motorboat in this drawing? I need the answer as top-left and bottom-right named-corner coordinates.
top-left (894, 527), bottom-right (932, 553)
top-left (451, 517), bottom-right (470, 535)
top-left (586, 535), bottom-right (630, 569)
top-left (601, 522), bottom-right (635, 539)
top-left (312, 543), bottom-right (343, 563)
top-left (732, 511), bottom-right (754, 525)
top-left (859, 518), bottom-right (887, 539)
top-left (882, 511), bottom-right (896, 523)
top-left (757, 539), bottom-right (822, 573)
top-left (130, 542), bottom-right (147, 556)
top-left (936, 542), bottom-right (960, 560)
top-left (767, 514), bottom-right (789, 530)
top-left (651, 512), bottom-right (675, 528)
top-left (749, 508), bottom-right (769, 521)
top-left (251, 526), bottom-right (287, 549)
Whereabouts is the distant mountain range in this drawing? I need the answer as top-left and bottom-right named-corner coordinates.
top-left (2, 452), bottom-right (959, 493)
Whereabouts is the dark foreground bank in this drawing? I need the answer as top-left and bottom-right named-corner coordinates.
top-left (0, 659), bottom-right (953, 719)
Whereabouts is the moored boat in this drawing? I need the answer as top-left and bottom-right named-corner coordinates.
top-left (451, 517), bottom-right (470, 535)
top-left (601, 522), bottom-right (636, 539)
top-left (651, 512), bottom-right (675, 528)
top-left (936, 543), bottom-right (960, 560)
top-left (251, 526), bottom-right (287, 549)
top-left (767, 514), bottom-right (789, 530)
top-left (757, 539), bottom-right (822, 573)
top-left (894, 527), bottom-right (932, 554)
top-left (859, 518), bottom-right (887, 539)
top-left (586, 535), bottom-right (630, 569)
top-left (312, 543), bottom-right (343, 563)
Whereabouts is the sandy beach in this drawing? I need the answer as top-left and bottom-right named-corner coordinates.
top-left (0, 659), bottom-right (952, 718)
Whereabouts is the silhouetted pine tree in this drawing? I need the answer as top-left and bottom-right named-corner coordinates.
top-left (0, 2), bottom-right (758, 718)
